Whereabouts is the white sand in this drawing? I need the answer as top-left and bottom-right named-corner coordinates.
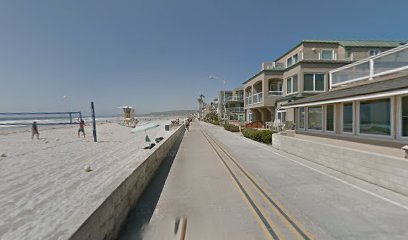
top-left (0, 120), bottom-right (177, 240)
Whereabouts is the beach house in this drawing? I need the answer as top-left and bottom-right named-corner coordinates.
top-left (243, 40), bottom-right (406, 128)
top-left (218, 88), bottom-right (245, 122)
top-left (282, 43), bottom-right (408, 144)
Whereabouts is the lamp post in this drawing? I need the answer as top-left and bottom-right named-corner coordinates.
top-left (209, 76), bottom-right (227, 124)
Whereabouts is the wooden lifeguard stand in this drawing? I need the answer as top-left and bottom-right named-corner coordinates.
top-left (119, 106), bottom-right (138, 127)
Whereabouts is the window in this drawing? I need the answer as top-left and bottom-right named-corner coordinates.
top-left (299, 107), bottom-right (305, 129)
top-left (286, 53), bottom-right (299, 67)
top-left (277, 111), bottom-right (286, 123)
top-left (359, 99), bottom-right (391, 135)
top-left (320, 50), bottom-right (335, 60)
top-left (369, 49), bottom-right (381, 56)
top-left (269, 81), bottom-right (282, 95)
top-left (286, 75), bottom-right (298, 94)
top-left (402, 96), bottom-right (408, 137)
top-left (286, 78), bottom-right (292, 94)
top-left (248, 111), bottom-right (254, 122)
top-left (326, 105), bottom-right (334, 131)
top-left (304, 73), bottom-right (325, 91)
top-left (343, 102), bottom-right (353, 133)
top-left (307, 106), bottom-right (322, 130)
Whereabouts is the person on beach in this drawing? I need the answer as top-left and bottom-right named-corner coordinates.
top-left (78, 120), bottom-right (86, 138)
top-left (32, 121), bottom-right (39, 140)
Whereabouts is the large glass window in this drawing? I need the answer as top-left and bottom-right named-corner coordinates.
top-left (269, 81), bottom-right (282, 95)
top-left (277, 111), bottom-right (286, 123)
top-left (286, 53), bottom-right (299, 67)
top-left (299, 107), bottom-right (305, 129)
top-left (359, 99), bottom-right (391, 135)
top-left (402, 96), bottom-right (408, 137)
top-left (307, 106), bottom-right (322, 130)
top-left (304, 73), bottom-right (325, 91)
top-left (286, 78), bottom-right (292, 94)
top-left (321, 50), bottom-right (334, 60)
top-left (326, 105), bottom-right (334, 131)
top-left (343, 103), bottom-right (353, 133)
top-left (293, 75), bottom-right (298, 92)
top-left (286, 75), bottom-right (298, 94)
top-left (304, 74), bottom-right (314, 91)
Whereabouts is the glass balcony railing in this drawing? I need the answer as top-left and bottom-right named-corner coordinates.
top-left (227, 107), bottom-right (244, 113)
top-left (245, 96), bottom-right (253, 106)
top-left (253, 92), bottom-right (263, 104)
top-left (268, 91), bottom-right (283, 96)
top-left (226, 96), bottom-right (244, 101)
top-left (330, 43), bottom-right (408, 87)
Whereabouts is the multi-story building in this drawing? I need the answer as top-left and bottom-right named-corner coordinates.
top-left (243, 40), bottom-right (406, 128)
top-left (218, 87), bottom-right (245, 122)
top-left (282, 43), bottom-right (408, 144)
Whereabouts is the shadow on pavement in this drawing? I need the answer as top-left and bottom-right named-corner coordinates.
top-left (118, 129), bottom-right (185, 240)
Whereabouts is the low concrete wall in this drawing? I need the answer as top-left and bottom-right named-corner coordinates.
top-left (272, 134), bottom-right (408, 196)
top-left (69, 125), bottom-right (185, 240)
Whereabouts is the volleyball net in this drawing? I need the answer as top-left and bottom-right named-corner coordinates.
top-left (0, 112), bottom-right (83, 126)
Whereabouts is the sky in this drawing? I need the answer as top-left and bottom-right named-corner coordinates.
top-left (0, 0), bottom-right (407, 116)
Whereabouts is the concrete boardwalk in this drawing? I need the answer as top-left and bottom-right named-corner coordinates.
top-left (122, 121), bottom-right (408, 240)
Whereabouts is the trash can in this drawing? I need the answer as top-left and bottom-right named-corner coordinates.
top-left (165, 125), bottom-right (170, 131)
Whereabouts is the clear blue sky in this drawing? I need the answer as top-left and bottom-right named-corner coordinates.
top-left (0, 0), bottom-right (406, 115)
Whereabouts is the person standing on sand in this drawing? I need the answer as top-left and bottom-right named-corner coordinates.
top-left (78, 120), bottom-right (86, 138)
top-left (32, 121), bottom-right (39, 140)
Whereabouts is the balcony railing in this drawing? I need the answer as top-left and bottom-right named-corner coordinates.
top-left (245, 96), bottom-right (253, 106)
top-left (268, 91), bottom-right (283, 96)
top-left (227, 107), bottom-right (245, 113)
top-left (262, 62), bottom-right (286, 70)
top-left (253, 92), bottom-right (263, 104)
top-left (330, 43), bottom-right (408, 87)
top-left (226, 96), bottom-right (244, 101)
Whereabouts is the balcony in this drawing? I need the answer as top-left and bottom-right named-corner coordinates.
top-left (226, 96), bottom-right (244, 102)
top-left (268, 91), bottom-right (283, 96)
top-left (227, 107), bottom-right (245, 113)
top-left (330, 43), bottom-right (408, 87)
top-left (262, 62), bottom-right (286, 70)
top-left (245, 96), bottom-right (253, 106)
top-left (253, 92), bottom-right (263, 104)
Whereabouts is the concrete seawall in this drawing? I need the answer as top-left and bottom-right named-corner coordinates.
top-left (69, 125), bottom-right (185, 240)
top-left (272, 134), bottom-right (408, 196)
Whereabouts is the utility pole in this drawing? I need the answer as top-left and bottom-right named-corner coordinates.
top-left (91, 102), bottom-right (97, 142)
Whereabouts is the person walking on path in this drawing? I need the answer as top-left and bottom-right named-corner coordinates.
top-left (32, 121), bottom-right (39, 140)
top-left (78, 120), bottom-right (86, 138)
top-left (185, 119), bottom-right (190, 131)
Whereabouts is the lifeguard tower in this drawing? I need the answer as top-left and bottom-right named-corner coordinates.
top-left (119, 106), bottom-right (138, 127)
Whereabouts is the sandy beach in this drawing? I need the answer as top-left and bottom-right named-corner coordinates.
top-left (0, 119), bottom-right (180, 240)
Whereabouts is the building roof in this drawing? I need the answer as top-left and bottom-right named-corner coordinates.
top-left (244, 40), bottom-right (407, 86)
top-left (283, 77), bottom-right (408, 107)
top-left (275, 40), bottom-right (406, 62)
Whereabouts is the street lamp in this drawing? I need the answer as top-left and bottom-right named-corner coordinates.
top-left (209, 76), bottom-right (227, 123)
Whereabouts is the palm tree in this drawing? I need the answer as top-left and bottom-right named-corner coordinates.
top-left (197, 94), bottom-right (205, 118)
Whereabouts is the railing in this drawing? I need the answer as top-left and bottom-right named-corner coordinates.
top-left (268, 91), bottom-right (283, 96)
top-left (245, 96), bottom-right (253, 106)
top-left (330, 43), bottom-right (408, 87)
top-left (227, 107), bottom-right (245, 113)
top-left (226, 96), bottom-right (244, 101)
top-left (253, 92), bottom-right (263, 104)
top-left (262, 62), bottom-right (286, 70)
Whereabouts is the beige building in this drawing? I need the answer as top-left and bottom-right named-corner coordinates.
top-left (243, 40), bottom-right (406, 128)
top-left (282, 43), bottom-right (408, 144)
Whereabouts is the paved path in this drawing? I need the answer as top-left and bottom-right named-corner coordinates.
top-left (121, 121), bottom-right (408, 240)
